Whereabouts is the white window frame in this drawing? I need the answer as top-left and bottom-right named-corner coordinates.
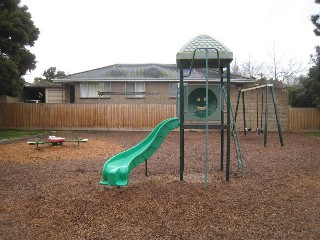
top-left (126, 82), bottom-right (145, 98)
top-left (169, 82), bottom-right (178, 98)
top-left (80, 82), bottom-right (111, 98)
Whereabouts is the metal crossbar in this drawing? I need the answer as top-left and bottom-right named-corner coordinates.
top-left (240, 84), bottom-right (273, 92)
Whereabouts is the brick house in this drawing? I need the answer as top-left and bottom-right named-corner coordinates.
top-left (53, 63), bottom-right (253, 104)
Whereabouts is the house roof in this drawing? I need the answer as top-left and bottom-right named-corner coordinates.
top-left (54, 63), bottom-right (252, 83)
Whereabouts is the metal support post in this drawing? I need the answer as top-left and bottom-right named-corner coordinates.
top-left (264, 85), bottom-right (269, 147)
top-left (179, 67), bottom-right (184, 181)
top-left (145, 160), bottom-right (148, 177)
top-left (270, 86), bottom-right (284, 146)
top-left (204, 50), bottom-right (209, 188)
top-left (234, 89), bottom-right (241, 123)
top-left (220, 67), bottom-right (224, 171)
top-left (226, 64), bottom-right (231, 181)
top-left (242, 91), bottom-right (246, 135)
top-left (256, 91), bottom-right (259, 131)
top-left (261, 92), bottom-right (264, 130)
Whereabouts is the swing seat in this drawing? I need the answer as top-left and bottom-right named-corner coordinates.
top-left (256, 128), bottom-right (263, 134)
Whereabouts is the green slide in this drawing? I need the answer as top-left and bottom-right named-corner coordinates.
top-left (100, 117), bottom-right (180, 187)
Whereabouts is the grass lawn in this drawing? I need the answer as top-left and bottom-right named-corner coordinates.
top-left (305, 131), bottom-right (320, 137)
top-left (0, 130), bottom-right (45, 140)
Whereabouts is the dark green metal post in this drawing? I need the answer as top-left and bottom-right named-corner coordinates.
top-left (179, 67), bottom-right (184, 181)
top-left (226, 63), bottom-right (231, 181)
top-left (271, 86), bottom-right (284, 146)
top-left (220, 67), bottom-right (224, 170)
top-left (145, 160), bottom-right (148, 177)
top-left (256, 91), bottom-right (259, 130)
top-left (261, 92), bottom-right (264, 129)
top-left (234, 89), bottom-right (241, 123)
top-left (204, 50), bottom-right (209, 188)
top-left (264, 85), bottom-right (269, 147)
top-left (242, 91), bottom-right (246, 135)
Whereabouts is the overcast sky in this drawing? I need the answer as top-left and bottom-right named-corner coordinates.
top-left (20, 0), bottom-right (319, 82)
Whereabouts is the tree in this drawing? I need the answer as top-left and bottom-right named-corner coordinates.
top-left (33, 67), bottom-right (66, 86)
top-left (311, 0), bottom-right (320, 36)
top-left (306, 46), bottom-right (320, 107)
top-left (289, 46), bottom-right (320, 108)
top-left (0, 0), bottom-right (39, 96)
top-left (289, 1), bottom-right (320, 107)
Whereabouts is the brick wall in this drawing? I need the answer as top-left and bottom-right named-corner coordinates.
top-left (71, 82), bottom-right (288, 131)
top-left (229, 87), bottom-right (288, 132)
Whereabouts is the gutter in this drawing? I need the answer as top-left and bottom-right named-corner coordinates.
top-left (53, 77), bottom-right (254, 84)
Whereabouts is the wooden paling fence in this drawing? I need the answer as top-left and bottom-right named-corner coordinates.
top-left (0, 103), bottom-right (176, 130)
top-left (0, 103), bottom-right (319, 131)
top-left (288, 107), bottom-right (320, 131)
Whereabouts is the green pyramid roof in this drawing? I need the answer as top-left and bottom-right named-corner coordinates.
top-left (176, 35), bottom-right (233, 69)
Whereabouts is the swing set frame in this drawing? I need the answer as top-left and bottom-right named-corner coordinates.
top-left (234, 84), bottom-right (284, 147)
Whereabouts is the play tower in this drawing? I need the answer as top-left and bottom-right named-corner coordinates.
top-left (176, 35), bottom-right (236, 185)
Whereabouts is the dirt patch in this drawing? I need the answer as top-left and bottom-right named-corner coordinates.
top-left (0, 131), bottom-right (319, 239)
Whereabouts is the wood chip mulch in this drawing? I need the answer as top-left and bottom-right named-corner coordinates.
top-left (0, 131), bottom-right (319, 239)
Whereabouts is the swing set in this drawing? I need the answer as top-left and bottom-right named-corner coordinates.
top-left (234, 83), bottom-right (284, 147)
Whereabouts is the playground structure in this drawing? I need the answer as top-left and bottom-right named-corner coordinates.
top-left (28, 131), bottom-right (88, 147)
top-left (234, 84), bottom-right (284, 147)
top-left (100, 35), bottom-right (244, 187)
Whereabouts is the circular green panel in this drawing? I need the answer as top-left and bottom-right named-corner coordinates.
top-left (188, 88), bottom-right (218, 118)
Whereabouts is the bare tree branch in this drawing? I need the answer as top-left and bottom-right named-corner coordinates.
top-left (266, 42), bottom-right (305, 85)
top-left (239, 55), bottom-right (265, 79)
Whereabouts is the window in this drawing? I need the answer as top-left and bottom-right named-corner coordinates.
top-left (126, 82), bottom-right (145, 98)
top-left (80, 82), bottom-right (111, 98)
top-left (169, 82), bottom-right (178, 98)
